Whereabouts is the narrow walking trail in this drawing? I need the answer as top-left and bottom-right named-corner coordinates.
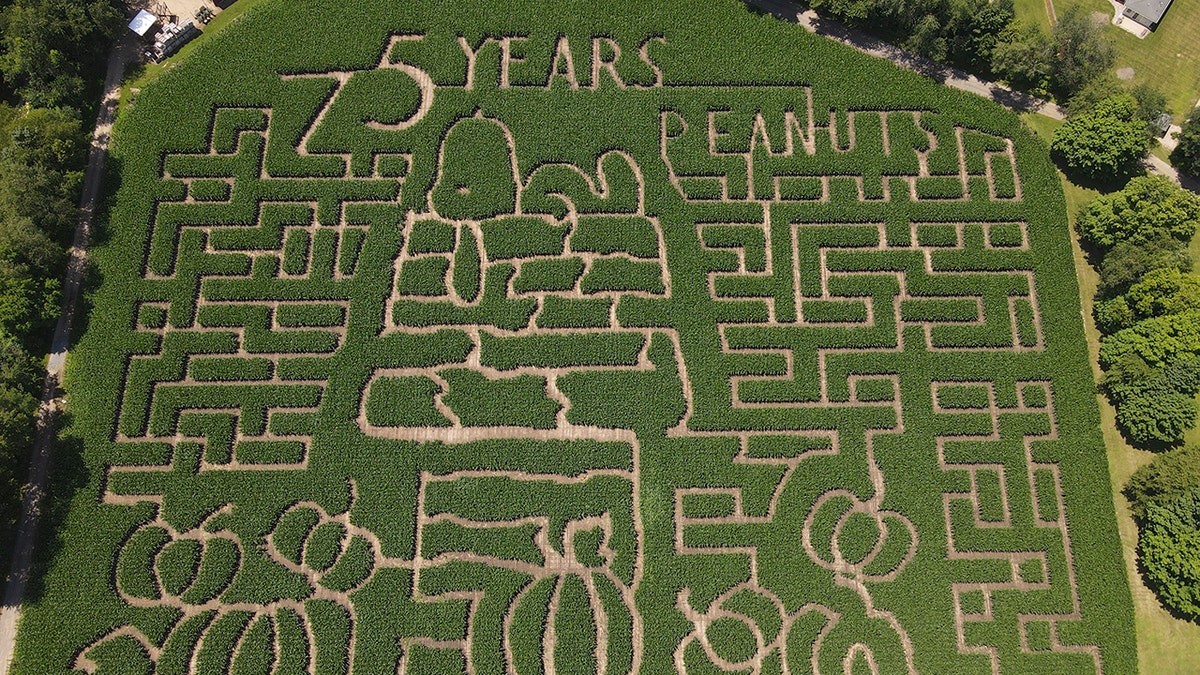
top-left (0, 35), bottom-right (136, 675)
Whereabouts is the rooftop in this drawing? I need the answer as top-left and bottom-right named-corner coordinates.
top-left (1124, 0), bottom-right (1173, 24)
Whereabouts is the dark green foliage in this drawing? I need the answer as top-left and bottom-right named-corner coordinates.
top-left (0, 333), bottom-right (39, 532)
top-left (836, 512), bottom-right (882, 564)
top-left (509, 576), bottom-right (554, 673)
top-left (229, 614), bottom-right (274, 675)
top-left (1098, 234), bottom-right (1192, 298)
top-left (1105, 359), bottom-right (1200, 447)
top-left (156, 539), bottom-right (201, 597)
top-left (958, 589), bottom-right (985, 615)
top-left (1126, 444), bottom-right (1200, 520)
top-left (707, 616), bottom-right (757, 664)
top-left (1077, 175), bottom-right (1200, 251)
top-left (179, 537), bottom-right (240, 606)
top-left (1034, 468), bottom-right (1059, 521)
top-left (116, 526), bottom-right (170, 600)
top-left (536, 296), bottom-right (611, 329)
top-left (1171, 109), bottom-right (1200, 177)
top-left (320, 535), bottom-right (375, 592)
top-left (441, 369), bottom-right (561, 428)
top-left (554, 575), bottom-right (598, 675)
top-left (937, 384), bottom-right (991, 409)
top-left (1047, 6), bottom-right (1115, 99)
top-left (396, 256), bottom-right (449, 296)
top-left (482, 217), bottom-right (567, 259)
top-left (304, 521), bottom-right (347, 572)
top-left (571, 216), bottom-right (660, 258)
top-left (189, 179), bottom-right (232, 202)
top-left (579, 258), bottom-right (664, 294)
top-left (431, 118), bottom-right (518, 220)
top-left (407, 219), bottom-right (456, 255)
top-left (803, 300), bottom-right (868, 323)
top-left (987, 222), bottom-right (1024, 248)
top-left (480, 332), bottom-right (643, 370)
top-left (272, 507), bottom-right (320, 566)
top-left (365, 376), bottom-right (451, 427)
top-left (1138, 490), bottom-right (1200, 619)
top-left (1100, 310), bottom-right (1200, 370)
top-left (1051, 95), bottom-right (1149, 183)
top-left (682, 492), bottom-right (736, 518)
top-left (990, 21), bottom-right (1053, 93)
top-left (422, 520), bottom-right (543, 565)
top-left (1125, 268), bottom-right (1200, 319)
top-left (513, 258), bottom-right (585, 293)
top-left (14, 0), bottom-right (1139, 672)
top-left (453, 225), bottom-right (482, 302)
top-left (1094, 296), bottom-right (1134, 335)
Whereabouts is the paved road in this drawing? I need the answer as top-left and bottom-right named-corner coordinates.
top-left (0, 35), bottom-right (136, 675)
top-left (745, 0), bottom-right (1067, 120)
top-left (743, 0), bottom-right (1200, 190)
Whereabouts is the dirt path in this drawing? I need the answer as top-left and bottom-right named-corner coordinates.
top-left (0, 35), bottom-right (137, 675)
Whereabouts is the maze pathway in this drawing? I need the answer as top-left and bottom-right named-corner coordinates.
top-left (13, 4), bottom-right (1134, 674)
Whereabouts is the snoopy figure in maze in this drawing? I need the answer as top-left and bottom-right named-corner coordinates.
top-left (363, 96), bottom-right (668, 672)
top-left (389, 110), bottom-right (668, 331)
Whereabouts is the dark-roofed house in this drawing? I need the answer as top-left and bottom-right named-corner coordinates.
top-left (1122, 0), bottom-right (1173, 29)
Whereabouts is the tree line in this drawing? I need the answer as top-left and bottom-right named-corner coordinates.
top-left (1075, 172), bottom-right (1200, 621)
top-left (0, 0), bottom-right (123, 553)
top-left (803, 0), bottom-right (1115, 101)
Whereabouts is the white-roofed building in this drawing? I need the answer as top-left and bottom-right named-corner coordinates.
top-left (1121, 0), bottom-right (1173, 29)
top-left (127, 9), bottom-right (158, 37)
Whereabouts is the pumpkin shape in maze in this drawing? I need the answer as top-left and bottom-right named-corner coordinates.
top-left (16, 0), bottom-right (1137, 673)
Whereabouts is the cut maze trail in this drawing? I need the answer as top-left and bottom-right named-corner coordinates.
top-left (7, 12), bottom-right (1132, 675)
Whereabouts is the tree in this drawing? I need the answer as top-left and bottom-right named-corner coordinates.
top-left (0, 333), bottom-right (39, 526)
top-left (1067, 78), bottom-right (1170, 144)
top-left (1065, 74), bottom-right (1123, 117)
top-left (1051, 94), bottom-right (1150, 183)
top-left (1099, 308), bottom-right (1200, 369)
top-left (1171, 109), bottom-right (1200, 177)
top-left (990, 21), bottom-right (1054, 92)
top-left (1097, 233), bottom-right (1191, 297)
top-left (1130, 83), bottom-right (1170, 141)
top-left (1050, 5), bottom-right (1116, 98)
top-left (1076, 174), bottom-right (1200, 250)
top-left (947, 0), bottom-right (1014, 69)
top-left (1115, 388), bottom-right (1198, 447)
top-left (1094, 295), bottom-right (1134, 334)
top-left (0, 0), bottom-right (123, 109)
top-left (1138, 490), bottom-right (1200, 619)
top-left (1126, 267), bottom-right (1200, 319)
top-left (1127, 444), bottom-right (1200, 519)
top-left (903, 13), bottom-right (948, 62)
top-left (1107, 359), bottom-right (1200, 447)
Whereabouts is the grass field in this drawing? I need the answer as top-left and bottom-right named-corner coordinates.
top-left (8, 1), bottom-right (1138, 672)
top-left (1015, 0), bottom-right (1200, 120)
top-left (1024, 110), bottom-right (1200, 674)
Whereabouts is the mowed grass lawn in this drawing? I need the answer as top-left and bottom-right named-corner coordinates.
top-left (1023, 111), bottom-right (1200, 675)
top-left (1016, 0), bottom-right (1200, 119)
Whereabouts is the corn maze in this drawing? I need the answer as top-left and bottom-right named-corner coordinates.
top-left (13, 0), bottom-right (1136, 673)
